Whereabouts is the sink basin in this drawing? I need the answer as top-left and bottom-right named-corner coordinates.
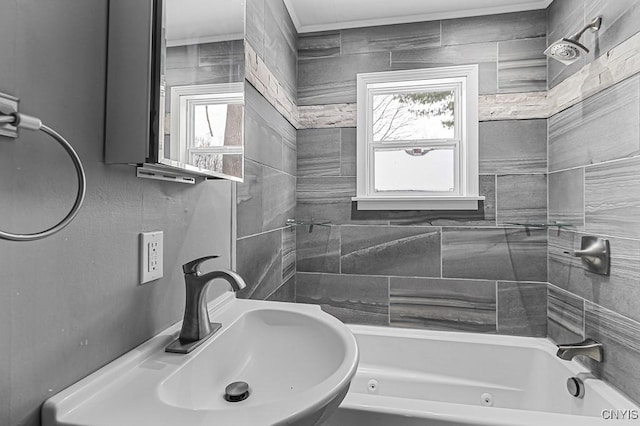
top-left (42, 294), bottom-right (359, 426)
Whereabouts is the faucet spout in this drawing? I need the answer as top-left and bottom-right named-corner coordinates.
top-left (556, 338), bottom-right (604, 362)
top-left (165, 256), bottom-right (247, 354)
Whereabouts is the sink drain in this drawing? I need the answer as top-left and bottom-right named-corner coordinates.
top-left (224, 381), bottom-right (250, 402)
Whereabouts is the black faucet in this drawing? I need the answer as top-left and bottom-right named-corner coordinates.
top-left (166, 256), bottom-right (247, 354)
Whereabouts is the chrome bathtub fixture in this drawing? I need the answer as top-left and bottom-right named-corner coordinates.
top-left (567, 377), bottom-right (586, 398)
top-left (0, 92), bottom-right (86, 241)
top-left (556, 338), bottom-right (604, 362)
top-left (563, 236), bottom-right (610, 275)
top-left (166, 255), bottom-right (247, 354)
top-left (544, 16), bottom-right (602, 65)
top-left (566, 373), bottom-right (595, 398)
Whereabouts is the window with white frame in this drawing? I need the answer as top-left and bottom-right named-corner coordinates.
top-left (166, 82), bottom-right (244, 179)
top-left (353, 65), bottom-right (483, 210)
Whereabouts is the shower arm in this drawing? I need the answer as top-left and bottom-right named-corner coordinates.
top-left (569, 16), bottom-right (602, 42)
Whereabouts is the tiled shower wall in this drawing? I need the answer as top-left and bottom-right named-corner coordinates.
top-left (546, 0), bottom-right (640, 404)
top-left (236, 0), bottom-right (298, 302)
top-left (295, 11), bottom-right (550, 336)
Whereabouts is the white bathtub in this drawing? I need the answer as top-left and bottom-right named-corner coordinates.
top-left (327, 325), bottom-right (638, 426)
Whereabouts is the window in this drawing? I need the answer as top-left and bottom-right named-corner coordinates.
top-left (166, 82), bottom-right (244, 179)
top-left (354, 65), bottom-right (483, 210)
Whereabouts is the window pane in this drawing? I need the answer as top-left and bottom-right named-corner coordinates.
top-left (189, 152), bottom-right (242, 178)
top-left (374, 148), bottom-right (455, 192)
top-left (372, 91), bottom-right (455, 141)
top-left (192, 103), bottom-right (243, 148)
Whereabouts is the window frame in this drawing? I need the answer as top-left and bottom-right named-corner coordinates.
top-left (354, 65), bottom-right (483, 210)
top-left (168, 82), bottom-right (244, 167)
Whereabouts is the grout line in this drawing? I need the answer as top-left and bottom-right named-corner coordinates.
top-left (439, 226), bottom-right (444, 279)
top-left (494, 174), bottom-right (499, 226)
top-left (582, 165), bottom-right (586, 229)
top-left (295, 270), bottom-right (540, 284)
top-left (338, 225), bottom-right (342, 274)
top-left (495, 280), bottom-right (499, 333)
top-left (496, 42), bottom-right (500, 93)
top-left (387, 276), bottom-right (391, 326)
top-left (548, 153), bottom-right (640, 175)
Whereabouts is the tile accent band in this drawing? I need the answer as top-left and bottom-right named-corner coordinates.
top-left (247, 31), bottom-right (640, 128)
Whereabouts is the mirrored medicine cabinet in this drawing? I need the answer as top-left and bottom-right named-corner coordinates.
top-left (105, 0), bottom-right (245, 183)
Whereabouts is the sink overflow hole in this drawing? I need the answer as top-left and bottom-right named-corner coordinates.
top-left (224, 381), bottom-right (250, 402)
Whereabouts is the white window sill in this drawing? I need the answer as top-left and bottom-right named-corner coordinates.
top-left (352, 196), bottom-right (485, 211)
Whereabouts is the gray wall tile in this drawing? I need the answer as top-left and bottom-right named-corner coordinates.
top-left (496, 174), bottom-right (547, 225)
top-left (497, 37), bottom-right (546, 93)
top-left (548, 169), bottom-right (585, 227)
top-left (245, 0), bottom-right (265, 58)
top-left (296, 200), bottom-right (389, 226)
top-left (584, 302), bottom-right (640, 404)
top-left (165, 40), bottom-right (244, 89)
top-left (548, 285), bottom-right (585, 344)
top-left (298, 52), bottom-right (391, 105)
top-left (296, 272), bottom-right (389, 325)
top-left (297, 176), bottom-right (356, 203)
top-left (442, 10), bottom-right (546, 46)
top-left (237, 160), bottom-right (295, 238)
top-left (166, 44), bottom-right (198, 69)
top-left (443, 227), bottom-right (547, 281)
top-left (198, 40), bottom-right (245, 68)
top-left (282, 226), bottom-right (296, 281)
top-left (237, 229), bottom-right (283, 300)
top-left (282, 139), bottom-right (297, 176)
top-left (267, 275), bottom-right (296, 302)
top-left (546, 0), bottom-right (586, 88)
top-left (245, 83), bottom-right (299, 170)
top-left (342, 21), bottom-right (440, 54)
top-left (298, 31), bottom-right (341, 59)
top-left (340, 128), bottom-right (357, 176)
top-left (548, 76), bottom-right (640, 172)
top-left (341, 226), bottom-right (441, 277)
top-left (584, 1), bottom-right (640, 64)
top-left (264, 0), bottom-right (298, 100)
top-left (479, 119), bottom-right (547, 174)
top-left (549, 229), bottom-right (640, 324)
top-left (296, 225), bottom-right (340, 273)
top-left (390, 277), bottom-right (497, 333)
top-left (585, 156), bottom-right (640, 239)
top-left (236, 160), bottom-right (263, 237)
top-left (297, 128), bottom-right (341, 177)
top-left (164, 64), bottom-right (243, 89)
top-left (548, 0), bottom-right (640, 89)
top-left (497, 281), bottom-right (547, 336)
top-left (391, 44), bottom-right (498, 94)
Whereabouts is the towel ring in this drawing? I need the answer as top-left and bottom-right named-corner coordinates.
top-left (0, 111), bottom-right (87, 242)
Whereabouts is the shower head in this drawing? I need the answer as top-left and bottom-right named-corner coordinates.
top-left (544, 16), bottom-right (602, 65)
top-left (544, 38), bottom-right (589, 65)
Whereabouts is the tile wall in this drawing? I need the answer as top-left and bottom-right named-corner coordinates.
top-left (295, 10), bottom-right (550, 336)
top-left (236, 0), bottom-right (298, 302)
top-left (546, 0), bottom-right (640, 404)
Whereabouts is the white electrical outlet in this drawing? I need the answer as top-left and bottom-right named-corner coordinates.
top-left (140, 231), bottom-right (163, 284)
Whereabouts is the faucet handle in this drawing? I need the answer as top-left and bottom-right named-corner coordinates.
top-left (182, 255), bottom-right (219, 275)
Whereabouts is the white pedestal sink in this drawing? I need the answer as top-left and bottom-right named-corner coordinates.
top-left (42, 293), bottom-right (359, 426)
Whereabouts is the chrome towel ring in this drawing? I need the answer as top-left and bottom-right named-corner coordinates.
top-left (0, 102), bottom-right (87, 242)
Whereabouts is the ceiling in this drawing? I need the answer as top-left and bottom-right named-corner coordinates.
top-left (283, 0), bottom-right (553, 33)
top-left (165, 0), bottom-right (244, 46)
top-left (164, 0), bottom-right (553, 46)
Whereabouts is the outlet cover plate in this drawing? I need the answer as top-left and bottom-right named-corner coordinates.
top-left (140, 231), bottom-right (163, 284)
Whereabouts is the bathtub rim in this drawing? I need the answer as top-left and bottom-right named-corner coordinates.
top-left (342, 323), bottom-right (639, 424)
